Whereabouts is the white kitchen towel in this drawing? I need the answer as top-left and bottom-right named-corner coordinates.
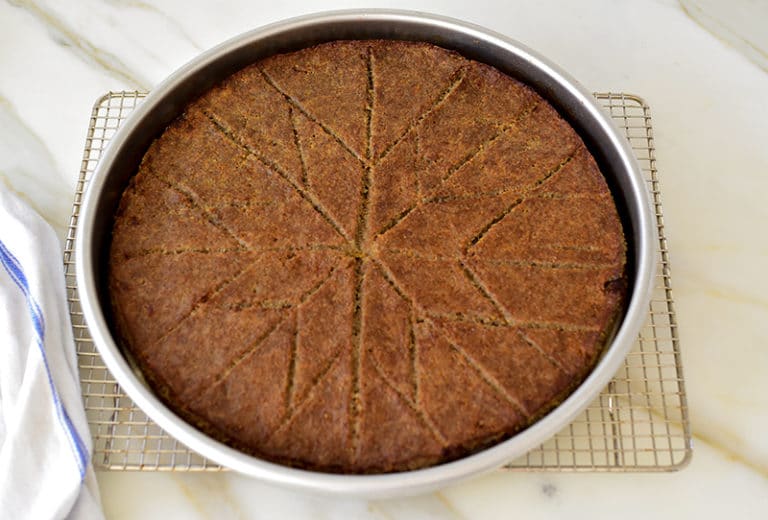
top-left (0, 185), bottom-right (104, 520)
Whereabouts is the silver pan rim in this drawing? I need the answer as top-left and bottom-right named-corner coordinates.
top-left (76, 9), bottom-right (656, 498)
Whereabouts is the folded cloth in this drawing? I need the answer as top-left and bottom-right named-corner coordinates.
top-left (0, 186), bottom-right (104, 520)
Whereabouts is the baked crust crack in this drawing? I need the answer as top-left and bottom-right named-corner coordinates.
top-left (204, 109), bottom-right (353, 244)
top-left (436, 326), bottom-right (531, 418)
top-left (288, 105), bottom-right (310, 188)
top-left (472, 258), bottom-right (621, 270)
top-left (439, 99), bottom-right (542, 187)
top-left (120, 243), bottom-right (344, 261)
top-left (259, 67), bottom-right (366, 166)
top-left (424, 311), bottom-right (602, 333)
top-left (199, 261), bottom-right (344, 401)
top-left (285, 312), bottom-right (299, 410)
top-left (458, 259), bottom-right (515, 325)
top-left (149, 173), bottom-right (251, 249)
top-left (371, 99), bottom-right (542, 239)
top-left (369, 358), bottom-right (448, 446)
top-left (465, 147), bottom-right (580, 252)
top-left (518, 331), bottom-right (570, 375)
top-left (148, 258), bottom-right (260, 350)
top-left (120, 246), bottom-right (248, 260)
top-left (349, 257), bottom-right (366, 461)
top-left (265, 349), bottom-right (344, 442)
top-left (375, 66), bottom-right (467, 164)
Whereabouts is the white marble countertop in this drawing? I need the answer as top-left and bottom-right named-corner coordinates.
top-left (2, 0), bottom-right (767, 517)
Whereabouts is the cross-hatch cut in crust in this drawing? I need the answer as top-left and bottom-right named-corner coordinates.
top-left (108, 40), bottom-right (627, 474)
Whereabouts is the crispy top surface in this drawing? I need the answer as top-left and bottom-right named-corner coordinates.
top-left (109, 40), bottom-right (627, 473)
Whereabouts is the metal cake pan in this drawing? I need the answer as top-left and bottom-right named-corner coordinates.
top-left (76, 9), bottom-right (656, 497)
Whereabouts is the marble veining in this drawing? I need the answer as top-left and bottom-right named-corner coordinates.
top-left (9, 0), bottom-right (149, 89)
top-left (680, 0), bottom-right (768, 73)
top-left (1, 0), bottom-right (766, 517)
top-left (0, 94), bottom-right (69, 239)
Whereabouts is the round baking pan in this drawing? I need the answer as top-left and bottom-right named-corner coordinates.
top-left (76, 9), bottom-right (656, 497)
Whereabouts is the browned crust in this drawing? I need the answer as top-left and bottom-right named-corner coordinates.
top-left (109, 39), bottom-right (627, 474)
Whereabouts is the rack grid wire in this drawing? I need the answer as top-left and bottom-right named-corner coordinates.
top-left (63, 91), bottom-right (691, 473)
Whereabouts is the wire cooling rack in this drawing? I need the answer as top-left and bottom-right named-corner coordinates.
top-left (64, 91), bottom-right (691, 472)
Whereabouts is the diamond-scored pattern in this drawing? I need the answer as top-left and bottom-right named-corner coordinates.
top-left (112, 43), bottom-right (625, 471)
top-left (67, 87), bottom-right (689, 472)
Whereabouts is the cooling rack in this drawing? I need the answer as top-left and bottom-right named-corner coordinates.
top-left (64, 91), bottom-right (691, 472)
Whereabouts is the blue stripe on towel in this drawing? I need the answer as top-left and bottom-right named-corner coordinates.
top-left (0, 239), bottom-right (88, 480)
